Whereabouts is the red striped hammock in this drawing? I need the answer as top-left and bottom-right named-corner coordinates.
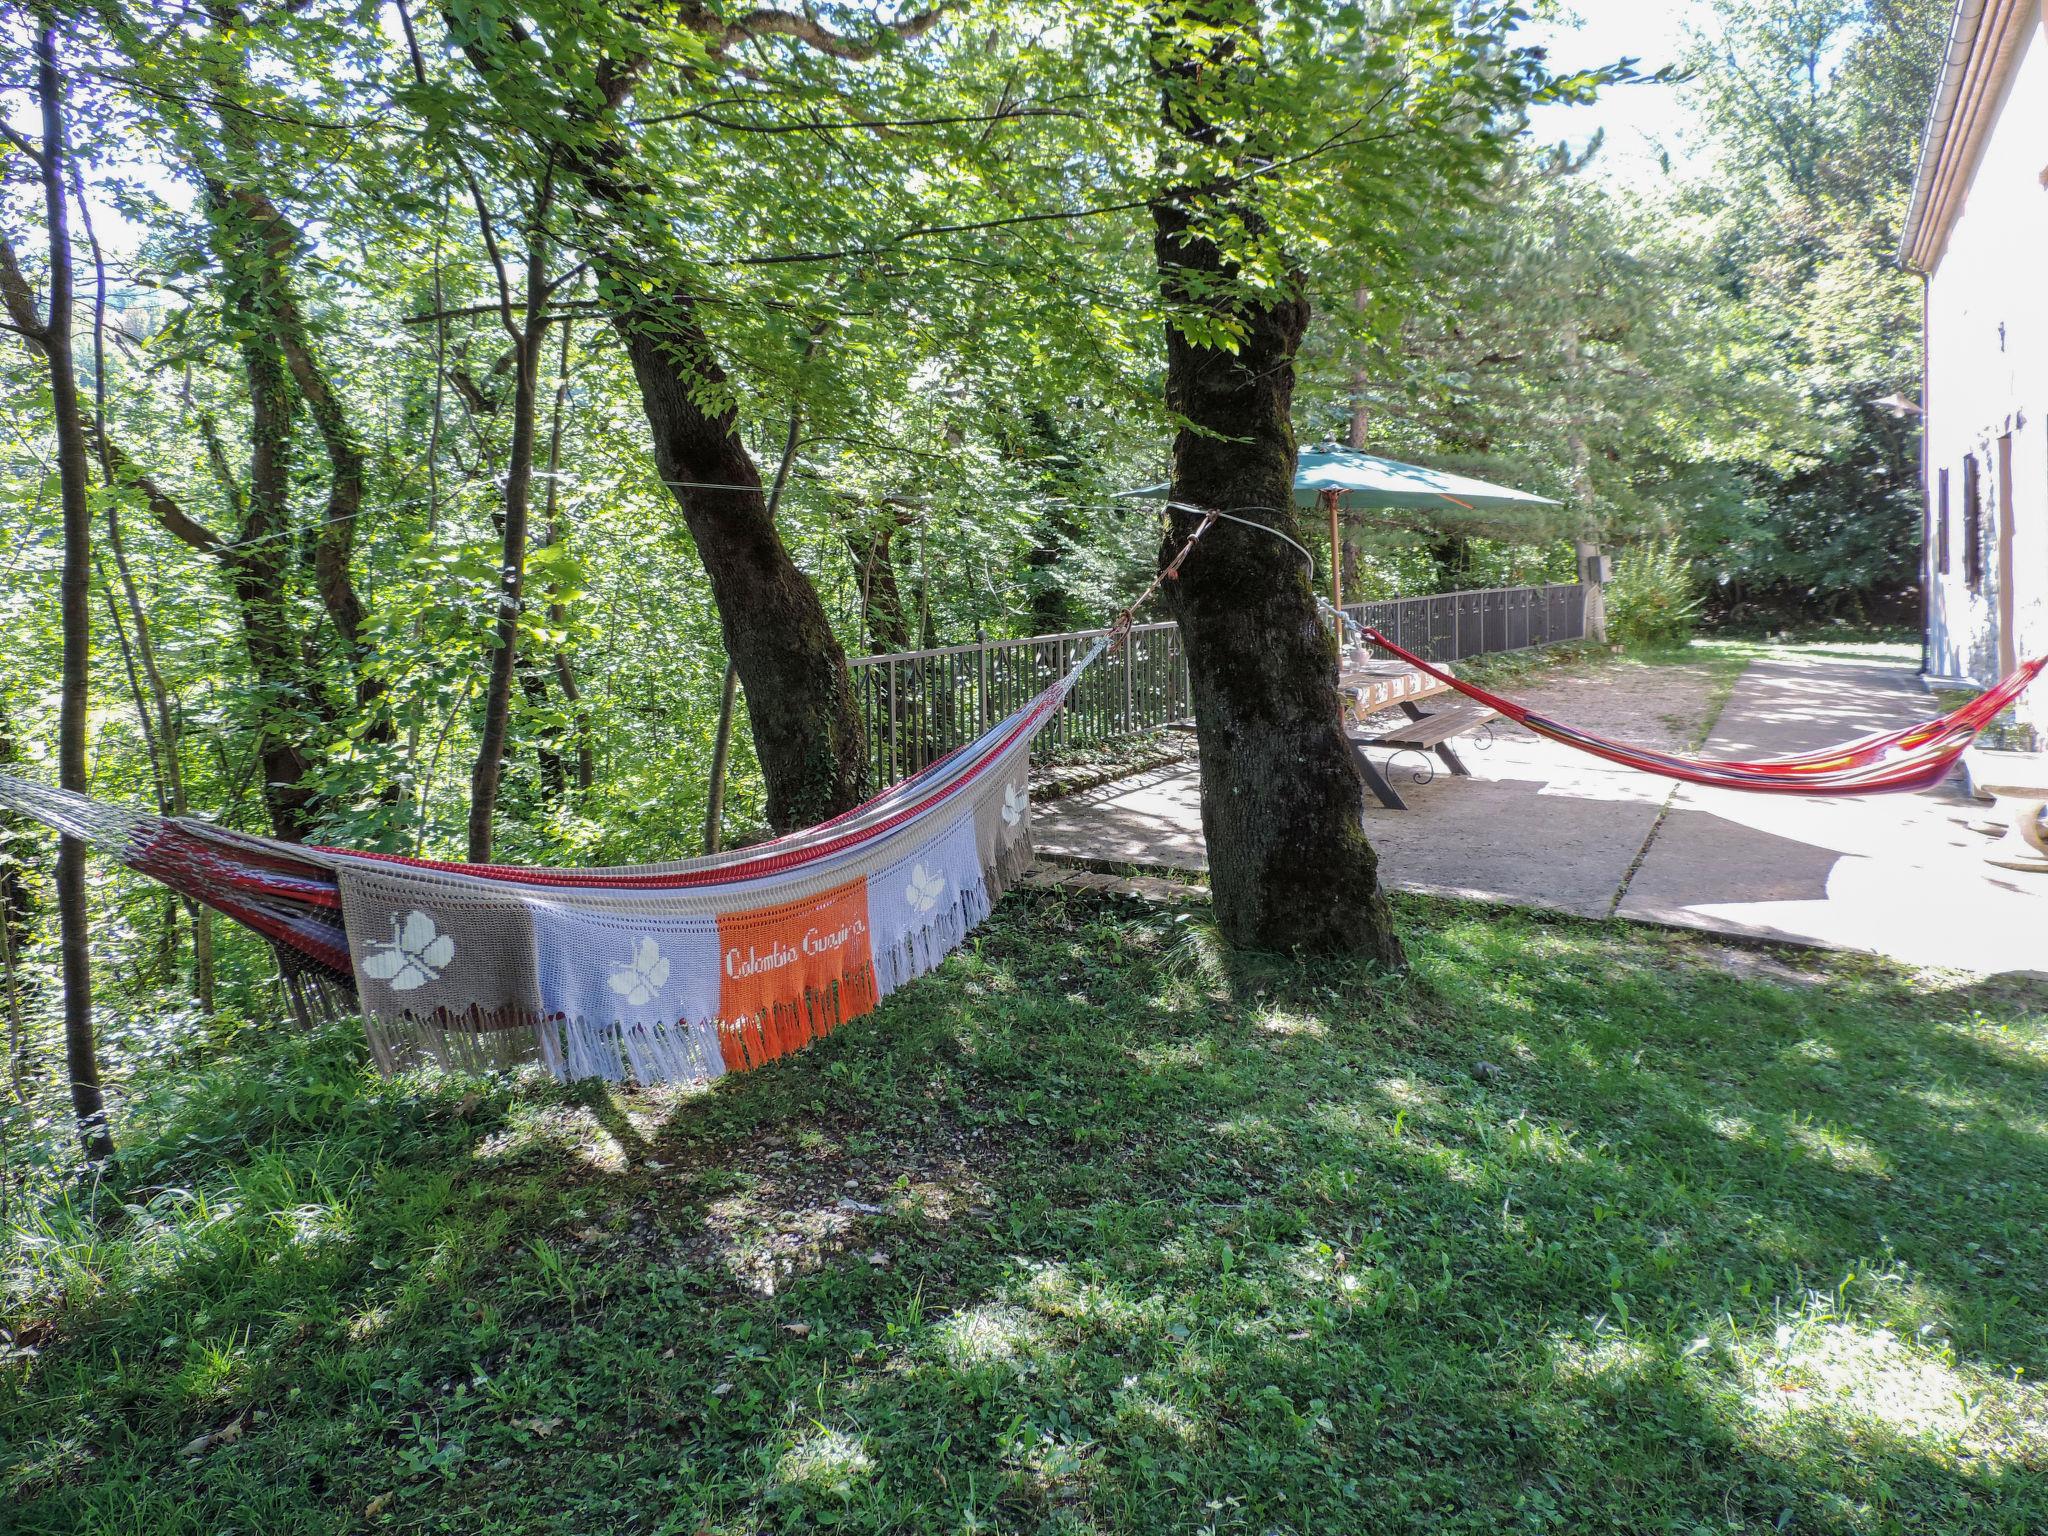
top-left (1358, 627), bottom-right (2045, 795)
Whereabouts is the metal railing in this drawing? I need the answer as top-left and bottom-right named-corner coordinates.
top-left (1339, 582), bottom-right (1587, 666)
top-left (849, 583), bottom-right (1585, 788)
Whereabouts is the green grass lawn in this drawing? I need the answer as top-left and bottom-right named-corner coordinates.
top-left (4, 890), bottom-right (2046, 1534)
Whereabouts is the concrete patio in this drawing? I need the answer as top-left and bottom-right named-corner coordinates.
top-left (1032, 644), bottom-right (2048, 978)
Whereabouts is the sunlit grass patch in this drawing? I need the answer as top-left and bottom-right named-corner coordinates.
top-left (930, 1301), bottom-right (1043, 1367)
top-left (4, 891), bottom-right (2046, 1532)
top-left (774, 1425), bottom-right (876, 1498)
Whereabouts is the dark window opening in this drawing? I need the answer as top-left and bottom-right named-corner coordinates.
top-left (1963, 451), bottom-right (1983, 592)
top-left (1937, 467), bottom-right (1950, 574)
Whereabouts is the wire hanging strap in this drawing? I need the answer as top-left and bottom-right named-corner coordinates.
top-left (1103, 509), bottom-right (1219, 651)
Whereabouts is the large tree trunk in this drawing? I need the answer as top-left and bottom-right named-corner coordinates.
top-left (216, 302), bottom-right (323, 840)
top-left (610, 300), bottom-right (867, 831)
top-left (441, 14), bottom-right (868, 833)
top-left (1150, 1), bottom-right (1401, 962)
top-left (34, 24), bottom-right (114, 1159)
top-left (208, 180), bottom-right (397, 780)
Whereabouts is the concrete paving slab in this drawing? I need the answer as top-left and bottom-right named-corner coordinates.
top-left (1033, 658), bottom-right (1710, 920)
top-left (1031, 644), bottom-right (2048, 976)
top-left (1617, 652), bottom-right (2048, 977)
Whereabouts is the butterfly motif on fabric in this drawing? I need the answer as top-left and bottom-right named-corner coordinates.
top-left (904, 862), bottom-right (946, 914)
top-left (608, 937), bottom-right (671, 1007)
top-left (361, 910), bottom-right (455, 992)
top-left (1001, 781), bottom-right (1028, 828)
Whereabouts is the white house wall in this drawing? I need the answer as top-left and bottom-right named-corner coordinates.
top-left (1923, 14), bottom-right (2048, 736)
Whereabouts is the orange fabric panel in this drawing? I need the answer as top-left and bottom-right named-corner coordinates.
top-left (716, 876), bottom-right (874, 1069)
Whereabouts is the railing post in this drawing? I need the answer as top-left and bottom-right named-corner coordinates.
top-left (976, 627), bottom-right (988, 732)
top-left (1574, 541), bottom-right (1608, 644)
top-left (887, 656), bottom-right (899, 785)
top-left (1064, 634), bottom-right (1081, 753)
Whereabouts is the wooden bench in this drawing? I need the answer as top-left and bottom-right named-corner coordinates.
top-left (1966, 749), bottom-right (2048, 873)
top-left (1349, 699), bottom-right (1500, 811)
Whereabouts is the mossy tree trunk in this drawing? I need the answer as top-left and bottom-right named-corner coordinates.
top-left (1150, 0), bottom-right (1401, 963)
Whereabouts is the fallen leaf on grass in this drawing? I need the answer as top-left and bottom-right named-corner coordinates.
top-left (178, 1414), bottom-right (245, 1459)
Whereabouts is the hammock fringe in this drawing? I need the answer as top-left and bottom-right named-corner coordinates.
top-left (353, 874), bottom-right (1006, 1085)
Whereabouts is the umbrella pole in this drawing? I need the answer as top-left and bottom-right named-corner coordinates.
top-left (1324, 488), bottom-right (1342, 631)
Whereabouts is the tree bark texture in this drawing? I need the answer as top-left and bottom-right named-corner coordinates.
top-left (1150, 3), bottom-right (1402, 962)
top-left (847, 511), bottom-right (916, 654)
top-left (609, 299), bottom-right (867, 831)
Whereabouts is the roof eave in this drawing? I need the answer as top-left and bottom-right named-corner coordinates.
top-left (1899, 0), bottom-right (2036, 273)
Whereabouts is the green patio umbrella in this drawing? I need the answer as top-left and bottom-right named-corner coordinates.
top-left (1287, 446), bottom-right (1559, 516)
top-left (1128, 445), bottom-right (1559, 612)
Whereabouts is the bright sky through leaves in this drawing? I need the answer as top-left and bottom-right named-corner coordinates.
top-left (1522, 0), bottom-right (1697, 182)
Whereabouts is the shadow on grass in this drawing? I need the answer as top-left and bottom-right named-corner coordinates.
top-left (4, 890), bottom-right (2045, 1533)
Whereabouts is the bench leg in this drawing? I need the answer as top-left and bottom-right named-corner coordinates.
top-left (1350, 739), bottom-right (1407, 811)
top-left (1398, 701), bottom-right (1472, 778)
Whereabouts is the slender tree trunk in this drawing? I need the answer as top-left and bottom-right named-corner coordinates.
top-left (539, 317), bottom-right (593, 791)
top-left (463, 165), bottom-right (559, 861)
top-left (466, 208), bottom-right (548, 864)
top-left (517, 662), bottom-right (568, 802)
top-left (1347, 286), bottom-right (1372, 452)
top-left (0, 705), bottom-right (35, 1098)
top-left (1344, 286), bottom-right (1370, 599)
top-left (846, 514), bottom-right (916, 653)
top-left (1149, 0), bottom-right (1401, 962)
top-left (703, 662), bottom-right (739, 855)
top-left (98, 565), bottom-right (166, 809)
top-left (1019, 408), bottom-right (1080, 633)
top-left (34, 23), bottom-right (113, 1158)
top-left (0, 709), bottom-right (32, 945)
top-left (78, 174), bottom-right (215, 1010)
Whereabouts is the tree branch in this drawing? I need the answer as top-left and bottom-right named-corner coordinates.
top-left (0, 228), bottom-right (47, 342)
top-left (94, 430), bottom-right (228, 555)
top-left (711, 4), bottom-right (952, 60)
top-left (726, 115), bottom-right (1393, 266)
